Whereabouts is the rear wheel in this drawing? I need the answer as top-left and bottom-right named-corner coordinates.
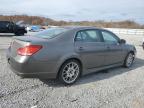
top-left (58, 60), bottom-right (81, 85)
top-left (124, 52), bottom-right (135, 68)
top-left (15, 31), bottom-right (24, 36)
top-left (142, 42), bottom-right (144, 50)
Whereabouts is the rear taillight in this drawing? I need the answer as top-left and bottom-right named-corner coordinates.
top-left (17, 45), bottom-right (42, 56)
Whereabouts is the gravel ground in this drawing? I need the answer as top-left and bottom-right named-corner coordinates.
top-left (0, 33), bottom-right (144, 108)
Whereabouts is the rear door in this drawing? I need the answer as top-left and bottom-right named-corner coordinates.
top-left (74, 29), bottom-right (107, 72)
top-left (101, 30), bottom-right (125, 65)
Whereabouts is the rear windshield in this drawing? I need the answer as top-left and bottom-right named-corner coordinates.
top-left (34, 28), bottom-right (68, 39)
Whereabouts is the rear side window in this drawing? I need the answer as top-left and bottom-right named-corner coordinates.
top-left (75, 30), bottom-right (101, 42)
top-left (34, 28), bottom-right (68, 39)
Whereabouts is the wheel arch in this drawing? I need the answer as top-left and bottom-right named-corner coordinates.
top-left (129, 50), bottom-right (135, 55)
top-left (125, 50), bottom-right (135, 60)
top-left (56, 57), bottom-right (83, 78)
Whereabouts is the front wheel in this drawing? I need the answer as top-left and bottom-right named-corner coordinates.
top-left (58, 60), bottom-right (81, 85)
top-left (124, 52), bottom-right (135, 68)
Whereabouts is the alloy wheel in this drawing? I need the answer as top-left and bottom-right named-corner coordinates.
top-left (61, 61), bottom-right (80, 84)
top-left (126, 53), bottom-right (134, 67)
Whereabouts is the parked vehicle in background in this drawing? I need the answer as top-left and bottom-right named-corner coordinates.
top-left (29, 25), bottom-right (43, 32)
top-left (0, 21), bottom-right (27, 36)
top-left (7, 26), bottom-right (136, 85)
top-left (41, 26), bottom-right (49, 30)
top-left (143, 38), bottom-right (144, 49)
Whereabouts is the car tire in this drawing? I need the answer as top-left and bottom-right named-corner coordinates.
top-left (58, 60), bottom-right (81, 85)
top-left (15, 31), bottom-right (24, 36)
top-left (142, 43), bottom-right (144, 50)
top-left (124, 52), bottom-right (135, 68)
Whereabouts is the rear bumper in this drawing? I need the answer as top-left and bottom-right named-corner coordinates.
top-left (8, 62), bottom-right (56, 79)
top-left (6, 50), bottom-right (57, 79)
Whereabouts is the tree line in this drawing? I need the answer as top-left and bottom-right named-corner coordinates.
top-left (0, 15), bottom-right (143, 29)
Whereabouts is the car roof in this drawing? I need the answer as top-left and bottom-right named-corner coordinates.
top-left (61, 26), bottom-right (105, 31)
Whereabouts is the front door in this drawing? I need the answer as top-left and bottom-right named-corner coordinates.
top-left (101, 30), bottom-right (125, 65)
top-left (74, 29), bottom-right (106, 72)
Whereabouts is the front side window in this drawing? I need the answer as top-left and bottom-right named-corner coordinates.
top-left (102, 31), bottom-right (119, 43)
top-left (34, 28), bottom-right (68, 39)
top-left (75, 30), bottom-right (101, 42)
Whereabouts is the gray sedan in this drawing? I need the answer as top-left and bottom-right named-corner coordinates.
top-left (7, 26), bottom-right (136, 85)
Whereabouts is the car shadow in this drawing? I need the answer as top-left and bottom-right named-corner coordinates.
top-left (40, 57), bottom-right (144, 87)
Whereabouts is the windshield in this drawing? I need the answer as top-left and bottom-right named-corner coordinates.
top-left (34, 28), bottom-right (68, 39)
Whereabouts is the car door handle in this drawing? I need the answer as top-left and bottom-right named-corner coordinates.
top-left (79, 47), bottom-right (84, 51)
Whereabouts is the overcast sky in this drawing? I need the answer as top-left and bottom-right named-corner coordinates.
top-left (0, 0), bottom-right (144, 23)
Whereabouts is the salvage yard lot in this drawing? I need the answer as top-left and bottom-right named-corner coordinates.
top-left (0, 33), bottom-right (144, 108)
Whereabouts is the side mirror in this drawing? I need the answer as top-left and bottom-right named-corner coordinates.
top-left (120, 39), bottom-right (126, 44)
